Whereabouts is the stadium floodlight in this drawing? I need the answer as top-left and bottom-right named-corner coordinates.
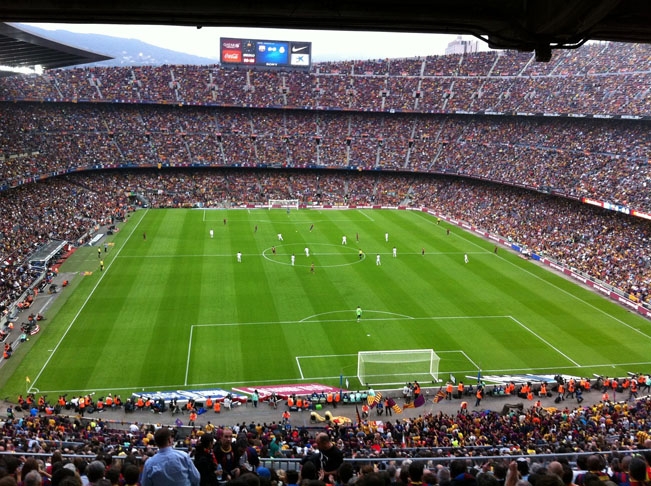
top-left (357, 349), bottom-right (440, 387)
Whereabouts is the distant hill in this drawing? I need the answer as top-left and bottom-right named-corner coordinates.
top-left (17, 25), bottom-right (218, 67)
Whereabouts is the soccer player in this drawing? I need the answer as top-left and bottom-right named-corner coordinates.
top-left (385, 232), bottom-right (389, 242)
top-left (392, 247), bottom-right (397, 258)
top-left (310, 263), bottom-right (315, 273)
top-left (277, 233), bottom-right (283, 241)
top-left (237, 252), bottom-right (242, 263)
top-left (209, 228), bottom-right (214, 239)
top-left (376, 254), bottom-right (381, 266)
top-left (342, 235), bottom-right (347, 245)
top-left (359, 249), bottom-right (364, 260)
top-left (291, 254), bottom-right (295, 266)
top-left (464, 253), bottom-right (469, 264)
top-left (272, 246), bottom-right (276, 254)
top-left (309, 224), bottom-right (314, 232)
top-left (304, 247), bottom-right (310, 257)
top-left (356, 306), bottom-right (362, 322)
top-left (98, 248), bottom-right (101, 258)
top-left (421, 247), bottom-right (425, 255)
top-left (100, 260), bottom-right (104, 271)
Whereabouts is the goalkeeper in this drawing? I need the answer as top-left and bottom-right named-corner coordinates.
top-left (356, 306), bottom-right (362, 322)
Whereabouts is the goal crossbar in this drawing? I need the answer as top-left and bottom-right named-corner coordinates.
top-left (357, 349), bottom-right (440, 387)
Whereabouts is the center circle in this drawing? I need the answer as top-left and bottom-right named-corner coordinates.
top-left (262, 243), bottom-right (366, 267)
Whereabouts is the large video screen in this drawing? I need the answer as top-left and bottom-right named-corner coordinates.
top-left (220, 38), bottom-right (311, 70)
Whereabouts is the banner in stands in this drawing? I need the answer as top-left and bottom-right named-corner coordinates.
top-left (130, 388), bottom-right (247, 403)
top-left (234, 383), bottom-right (346, 399)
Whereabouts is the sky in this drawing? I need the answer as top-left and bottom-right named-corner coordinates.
top-left (22, 23), bottom-right (488, 62)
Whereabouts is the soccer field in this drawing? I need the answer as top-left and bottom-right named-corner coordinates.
top-left (6, 208), bottom-right (651, 397)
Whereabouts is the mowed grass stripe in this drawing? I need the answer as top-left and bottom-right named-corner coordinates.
top-left (6, 208), bottom-right (651, 396)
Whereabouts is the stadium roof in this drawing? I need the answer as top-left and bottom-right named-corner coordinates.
top-left (0, 23), bottom-right (111, 72)
top-left (0, 0), bottom-right (650, 61)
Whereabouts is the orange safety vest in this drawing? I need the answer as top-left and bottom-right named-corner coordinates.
top-left (213, 402), bottom-right (221, 413)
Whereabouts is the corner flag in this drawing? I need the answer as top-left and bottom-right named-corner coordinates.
top-left (25, 376), bottom-right (30, 383)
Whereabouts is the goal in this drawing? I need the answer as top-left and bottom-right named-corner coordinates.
top-left (357, 349), bottom-right (440, 386)
top-left (268, 199), bottom-right (299, 210)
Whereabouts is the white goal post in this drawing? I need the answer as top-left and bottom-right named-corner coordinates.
top-left (268, 199), bottom-right (299, 210)
top-left (357, 349), bottom-right (440, 387)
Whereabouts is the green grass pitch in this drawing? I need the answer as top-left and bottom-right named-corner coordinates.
top-left (4, 208), bottom-right (651, 397)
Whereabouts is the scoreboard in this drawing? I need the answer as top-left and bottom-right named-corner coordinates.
top-left (220, 38), bottom-right (312, 70)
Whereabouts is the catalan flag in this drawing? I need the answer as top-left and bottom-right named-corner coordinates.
top-left (367, 391), bottom-right (382, 407)
top-left (403, 402), bottom-right (415, 409)
top-left (413, 393), bottom-right (426, 407)
top-left (433, 387), bottom-right (446, 403)
top-left (387, 397), bottom-right (402, 414)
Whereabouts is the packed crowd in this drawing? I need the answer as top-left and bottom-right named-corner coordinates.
top-left (0, 103), bottom-right (649, 213)
top-left (2, 388), bottom-right (651, 486)
top-left (0, 178), bottom-right (129, 312)
top-left (1, 42), bottom-right (650, 116)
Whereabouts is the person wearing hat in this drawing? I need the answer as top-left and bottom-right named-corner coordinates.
top-left (194, 434), bottom-right (219, 486)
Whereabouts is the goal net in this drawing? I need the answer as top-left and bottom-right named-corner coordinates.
top-left (268, 199), bottom-right (299, 210)
top-left (357, 349), bottom-right (440, 387)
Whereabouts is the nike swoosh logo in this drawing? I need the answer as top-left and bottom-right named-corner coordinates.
top-left (292, 46), bottom-right (308, 53)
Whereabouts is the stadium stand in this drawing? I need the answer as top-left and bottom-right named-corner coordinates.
top-left (1, 43), bottom-right (651, 478)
